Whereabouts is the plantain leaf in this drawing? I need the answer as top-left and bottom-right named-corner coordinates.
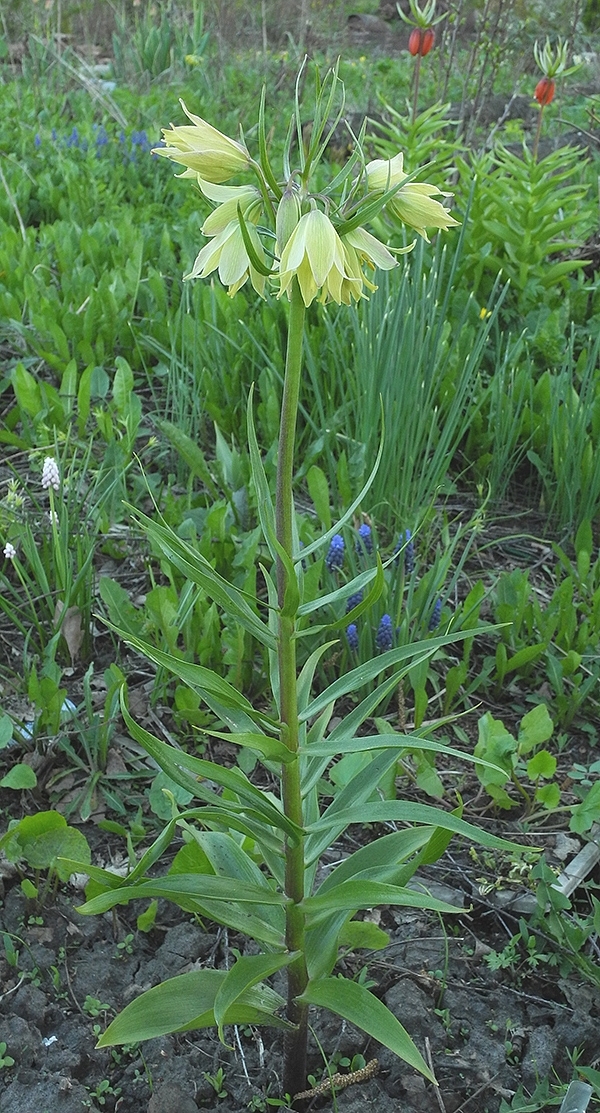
top-left (298, 976), bottom-right (435, 1082)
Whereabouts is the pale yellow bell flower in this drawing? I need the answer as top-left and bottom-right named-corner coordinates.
top-left (197, 180), bottom-right (263, 237)
top-left (337, 227), bottom-right (399, 303)
top-left (365, 152), bottom-right (407, 193)
top-left (388, 182), bottom-right (460, 241)
top-left (366, 152), bottom-right (459, 241)
top-left (185, 219), bottom-right (267, 298)
top-left (278, 209), bottom-right (347, 307)
top-left (153, 100), bottom-right (250, 184)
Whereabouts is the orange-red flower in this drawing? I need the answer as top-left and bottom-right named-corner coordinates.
top-left (408, 27), bottom-right (435, 56)
top-left (535, 76), bottom-right (555, 106)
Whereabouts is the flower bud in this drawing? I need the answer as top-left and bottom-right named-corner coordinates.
top-left (535, 76), bottom-right (555, 106)
top-left (276, 186), bottom-right (301, 255)
top-left (408, 27), bottom-right (435, 57)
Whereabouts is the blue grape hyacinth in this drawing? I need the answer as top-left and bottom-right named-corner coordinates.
top-left (428, 598), bottom-right (442, 630)
top-left (325, 534), bottom-right (345, 571)
top-left (346, 623), bottom-right (359, 651)
top-left (393, 528), bottom-right (414, 574)
top-left (375, 613), bottom-right (393, 651)
top-left (356, 523), bottom-right (373, 555)
top-left (346, 589), bottom-right (364, 613)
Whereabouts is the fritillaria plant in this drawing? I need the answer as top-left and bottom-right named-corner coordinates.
top-left (72, 65), bottom-right (516, 1104)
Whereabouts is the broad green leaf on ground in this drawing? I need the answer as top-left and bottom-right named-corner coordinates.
top-left (298, 976), bottom-right (435, 1081)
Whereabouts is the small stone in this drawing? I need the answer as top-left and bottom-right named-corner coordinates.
top-left (147, 1081), bottom-right (199, 1113)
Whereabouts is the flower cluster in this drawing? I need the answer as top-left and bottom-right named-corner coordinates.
top-left (356, 524), bottom-right (373, 555)
top-left (41, 457), bottom-right (60, 492)
top-left (325, 534), bottom-right (345, 572)
top-left (152, 77), bottom-right (459, 306)
top-left (393, 528), bottom-right (415, 574)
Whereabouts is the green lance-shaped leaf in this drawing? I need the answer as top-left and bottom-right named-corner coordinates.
top-left (96, 970), bottom-right (292, 1048)
top-left (156, 420), bottom-right (219, 496)
top-left (298, 553), bottom-right (385, 626)
top-left (316, 827), bottom-right (434, 895)
top-left (214, 953), bottom-right (297, 1041)
top-left (78, 873), bottom-right (289, 917)
top-left (298, 977), bottom-right (435, 1082)
top-left (301, 628), bottom-right (492, 722)
top-left (120, 694), bottom-right (301, 841)
top-left (296, 409), bottom-right (384, 563)
top-left (258, 87), bottom-right (282, 199)
top-left (113, 637), bottom-right (278, 733)
top-left (126, 507), bottom-right (276, 650)
top-left (300, 731), bottom-right (510, 777)
top-left (303, 879), bottom-right (460, 920)
top-left (309, 800), bottom-right (527, 854)
top-left (236, 203), bottom-right (276, 278)
top-left (247, 385), bottom-right (277, 562)
top-left (201, 728), bottom-right (294, 765)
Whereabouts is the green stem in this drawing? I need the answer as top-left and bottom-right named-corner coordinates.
top-left (412, 53), bottom-right (422, 125)
top-left (275, 278), bottom-right (309, 1099)
top-left (533, 104), bottom-right (544, 161)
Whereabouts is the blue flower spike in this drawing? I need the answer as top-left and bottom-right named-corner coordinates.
top-left (393, 528), bottom-right (414, 574)
top-left (346, 624), bottom-right (359, 652)
top-left (375, 613), bottom-right (393, 651)
top-left (356, 523), bottom-right (373, 555)
top-left (428, 598), bottom-right (442, 631)
top-left (325, 534), bottom-right (345, 571)
top-left (346, 589), bottom-right (364, 614)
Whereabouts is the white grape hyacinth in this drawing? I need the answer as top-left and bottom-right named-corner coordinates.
top-left (41, 457), bottom-right (60, 491)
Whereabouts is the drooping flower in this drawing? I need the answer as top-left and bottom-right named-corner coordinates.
top-left (339, 226), bottom-right (400, 303)
top-left (375, 614), bottom-right (394, 651)
top-left (185, 219), bottom-right (267, 298)
top-left (278, 209), bottom-right (347, 307)
top-left (197, 180), bottom-right (263, 236)
top-left (153, 100), bottom-right (251, 184)
top-left (346, 623), bottom-right (359, 652)
top-left (408, 27), bottom-right (435, 56)
top-left (428, 598), bottom-right (442, 631)
top-left (325, 534), bottom-right (345, 571)
top-left (3, 541), bottom-right (16, 560)
top-left (535, 77), bottom-right (555, 106)
top-left (366, 153), bottom-right (459, 242)
top-left (41, 457), bottom-right (60, 492)
top-left (356, 524), bottom-right (373, 555)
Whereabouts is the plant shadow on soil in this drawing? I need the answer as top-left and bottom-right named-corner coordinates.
top-left (0, 822), bottom-right (599, 1113)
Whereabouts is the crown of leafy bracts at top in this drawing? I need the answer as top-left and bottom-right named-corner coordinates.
top-left (396, 0), bottom-right (447, 28)
top-left (533, 37), bottom-right (578, 80)
top-left (152, 67), bottom-right (459, 305)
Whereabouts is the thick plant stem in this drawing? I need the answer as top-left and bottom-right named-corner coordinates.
top-left (412, 52), bottom-right (422, 124)
top-left (533, 104), bottom-right (544, 161)
top-left (275, 278), bottom-right (309, 1099)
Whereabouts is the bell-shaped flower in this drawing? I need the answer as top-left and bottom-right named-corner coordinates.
top-left (338, 226), bottom-right (399, 304)
top-left (366, 152), bottom-right (407, 193)
top-left (186, 219), bottom-right (267, 298)
top-left (153, 100), bottom-right (250, 184)
top-left (388, 181), bottom-right (460, 241)
top-left (197, 180), bottom-right (263, 236)
top-left (366, 153), bottom-right (459, 242)
top-left (278, 209), bottom-right (347, 307)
